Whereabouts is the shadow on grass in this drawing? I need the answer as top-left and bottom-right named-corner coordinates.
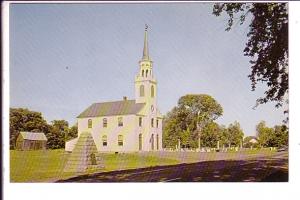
top-left (57, 154), bottom-right (288, 183)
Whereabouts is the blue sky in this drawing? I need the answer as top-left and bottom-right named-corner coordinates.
top-left (10, 3), bottom-right (286, 136)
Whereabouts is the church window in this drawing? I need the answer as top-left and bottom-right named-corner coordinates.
top-left (139, 117), bottom-right (142, 127)
top-left (102, 135), bottom-right (107, 146)
top-left (88, 119), bottom-right (92, 128)
top-left (140, 85), bottom-right (144, 97)
top-left (118, 117), bottom-right (123, 126)
top-left (146, 70), bottom-right (148, 77)
top-left (151, 85), bottom-right (154, 97)
top-left (151, 118), bottom-right (154, 127)
top-left (103, 118), bottom-right (107, 128)
top-left (142, 70), bottom-right (144, 77)
top-left (156, 119), bottom-right (159, 128)
top-left (156, 134), bottom-right (159, 150)
top-left (118, 135), bottom-right (123, 146)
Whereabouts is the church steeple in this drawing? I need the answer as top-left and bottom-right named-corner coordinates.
top-left (142, 24), bottom-right (150, 61)
top-left (135, 25), bottom-right (157, 104)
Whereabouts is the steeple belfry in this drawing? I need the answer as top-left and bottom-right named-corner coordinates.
top-left (142, 24), bottom-right (150, 61)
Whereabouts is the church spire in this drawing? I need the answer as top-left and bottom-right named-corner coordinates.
top-left (142, 24), bottom-right (150, 61)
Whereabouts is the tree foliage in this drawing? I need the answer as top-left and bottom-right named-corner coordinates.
top-left (178, 94), bottom-right (223, 123)
top-left (200, 121), bottom-right (221, 148)
top-left (10, 108), bottom-right (50, 149)
top-left (256, 120), bottom-right (288, 147)
top-left (213, 3), bottom-right (288, 111)
top-left (227, 121), bottom-right (244, 147)
top-left (47, 120), bottom-right (69, 149)
top-left (163, 106), bottom-right (197, 148)
top-left (10, 108), bottom-right (77, 150)
top-left (68, 123), bottom-right (78, 141)
top-left (163, 94), bottom-right (223, 148)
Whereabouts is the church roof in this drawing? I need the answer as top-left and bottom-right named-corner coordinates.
top-left (77, 100), bottom-right (145, 118)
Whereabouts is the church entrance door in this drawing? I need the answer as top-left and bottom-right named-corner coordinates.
top-left (139, 134), bottom-right (142, 151)
top-left (151, 134), bottom-right (154, 150)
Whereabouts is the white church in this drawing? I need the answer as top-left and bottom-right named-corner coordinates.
top-left (66, 26), bottom-right (163, 152)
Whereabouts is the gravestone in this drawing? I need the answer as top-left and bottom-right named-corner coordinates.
top-left (64, 131), bottom-right (104, 172)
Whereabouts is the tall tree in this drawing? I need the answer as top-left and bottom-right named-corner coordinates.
top-left (227, 121), bottom-right (244, 147)
top-left (256, 121), bottom-right (288, 147)
top-left (178, 94), bottom-right (223, 149)
top-left (272, 125), bottom-right (288, 147)
top-left (47, 120), bottom-right (69, 149)
top-left (163, 94), bottom-right (223, 149)
top-left (219, 125), bottom-right (230, 148)
top-left (212, 3), bottom-right (288, 116)
top-left (163, 107), bottom-right (194, 148)
top-left (256, 121), bottom-right (274, 147)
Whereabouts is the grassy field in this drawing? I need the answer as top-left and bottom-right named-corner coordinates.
top-left (142, 149), bottom-right (277, 163)
top-left (10, 148), bottom-right (277, 182)
top-left (10, 150), bottom-right (179, 182)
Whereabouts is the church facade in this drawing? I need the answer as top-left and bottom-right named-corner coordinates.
top-left (66, 27), bottom-right (163, 152)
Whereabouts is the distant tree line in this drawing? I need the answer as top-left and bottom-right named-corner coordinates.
top-left (163, 94), bottom-right (288, 149)
top-left (10, 108), bottom-right (77, 150)
top-left (255, 121), bottom-right (288, 148)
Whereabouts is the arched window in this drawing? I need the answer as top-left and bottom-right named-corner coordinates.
top-left (102, 135), bottom-right (107, 146)
top-left (118, 135), bottom-right (123, 146)
top-left (142, 70), bottom-right (144, 77)
top-left (146, 69), bottom-right (148, 77)
top-left (140, 85), bottom-right (144, 97)
top-left (88, 119), bottom-right (92, 128)
top-left (151, 118), bottom-right (154, 127)
top-left (151, 85), bottom-right (154, 97)
top-left (103, 118), bottom-right (107, 127)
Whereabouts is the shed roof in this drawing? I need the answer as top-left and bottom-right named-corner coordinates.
top-left (20, 132), bottom-right (47, 141)
top-left (77, 100), bottom-right (145, 118)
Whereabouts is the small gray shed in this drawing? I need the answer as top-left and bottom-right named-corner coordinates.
top-left (15, 132), bottom-right (47, 150)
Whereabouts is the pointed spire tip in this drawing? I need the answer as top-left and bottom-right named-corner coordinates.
top-left (142, 24), bottom-right (150, 61)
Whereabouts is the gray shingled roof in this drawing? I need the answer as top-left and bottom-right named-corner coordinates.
top-left (20, 132), bottom-right (47, 141)
top-left (77, 100), bottom-right (145, 118)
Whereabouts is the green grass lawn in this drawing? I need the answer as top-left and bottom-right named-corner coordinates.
top-left (10, 150), bottom-right (179, 182)
top-left (10, 148), bottom-right (277, 182)
top-left (139, 149), bottom-right (277, 163)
